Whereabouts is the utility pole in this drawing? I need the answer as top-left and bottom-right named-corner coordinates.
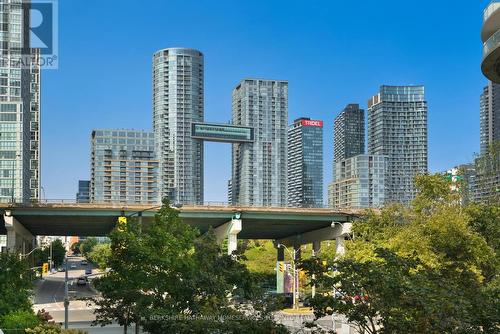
top-left (292, 250), bottom-right (298, 310)
top-left (277, 244), bottom-right (300, 310)
top-left (64, 253), bottom-right (69, 328)
top-left (48, 241), bottom-right (53, 272)
top-left (135, 211), bottom-right (142, 334)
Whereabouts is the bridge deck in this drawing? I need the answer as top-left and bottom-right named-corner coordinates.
top-left (1, 204), bottom-right (363, 240)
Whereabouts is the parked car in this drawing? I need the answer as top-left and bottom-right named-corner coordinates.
top-left (70, 264), bottom-right (77, 269)
top-left (76, 276), bottom-right (87, 286)
top-left (81, 260), bottom-right (88, 265)
top-left (85, 267), bottom-right (92, 275)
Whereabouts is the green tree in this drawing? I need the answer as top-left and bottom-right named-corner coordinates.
top-left (91, 218), bottom-right (144, 332)
top-left (31, 240), bottom-right (66, 268)
top-left (301, 174), bottom-right (500, 333)
top-left (92, 200), bottom-right (287, 334)
top-left (467, 203), bottom-right (500, 253)
top-left (79, 238), bottom-right (98, 258)
top-left (0, 310), bottom-right (40, 333)
top-left (49, 240), bottom-right (66, 268)
top-left (87, 243), bottom-right (111, 270)
top-left (0, 253), bottom-right (33, 318)
top-left (70, 241), bottom-right (82, 255)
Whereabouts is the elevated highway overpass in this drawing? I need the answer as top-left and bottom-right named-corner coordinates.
top-left (1, 202), bottom-right (362, 260)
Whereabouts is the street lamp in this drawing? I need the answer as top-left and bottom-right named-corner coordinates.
top-left (276, 243), bottom-right (301, 310)
top-left (18, 245), bottom-right (43, 258)
top-left (40, 186), bottom-right (46, 204)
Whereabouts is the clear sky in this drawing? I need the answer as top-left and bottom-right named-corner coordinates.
top-left (42, 0), bottom-right (490, 201)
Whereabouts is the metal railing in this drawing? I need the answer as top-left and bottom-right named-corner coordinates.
top-left (0, 198), bottom-right (334, 209)
top-left (483, 29), bottom-right (500, 58)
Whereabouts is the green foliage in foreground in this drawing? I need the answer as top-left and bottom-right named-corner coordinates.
top-left (92, 200), bottom-right (288, 334)
top-left (0, 310), bottom-right (39, 333)
top-left (0, 253), bottom-right (33, 318)
top-left (301, 174), bottom-right (500, 334)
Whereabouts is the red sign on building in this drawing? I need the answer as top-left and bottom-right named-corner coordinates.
top-left (301, 119), bottom-right (323, 127)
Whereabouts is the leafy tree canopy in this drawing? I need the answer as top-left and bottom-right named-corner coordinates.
top-left (0, 310), bottom-right (40, 333)
top-left (0, 253), bottom-right (33, 317)
top-left (301, 174), bottom-right (500, 334)
top-left (32, 239), bottom-right (67, 268)
top-left (79, 238), bottom-right (98, 258)
top-left (92, 200), bottom-right (287, 334)
top-left (87, 243), bottom-right (110, 270)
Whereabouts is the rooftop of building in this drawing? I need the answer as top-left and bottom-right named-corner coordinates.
top-left (153, 47), bottom-right (203, 56)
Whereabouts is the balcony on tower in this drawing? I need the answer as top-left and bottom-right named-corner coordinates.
top-left (482, 1), bottom-right (500, 83)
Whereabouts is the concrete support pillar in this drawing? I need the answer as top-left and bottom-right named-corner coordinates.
top-left (333, 222), bottom-right (351, 258)
top-left (312, 241), bottom-right (321, 257)
top-left (214, 219), bottom-right (242, 256)
top-left (4, 211), bottom-right (34, 254)
top-left (335, 236), bottom-right (345, 257)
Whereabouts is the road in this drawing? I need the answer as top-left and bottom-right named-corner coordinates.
top-left (33, 256), bottom-right (137, 333)
top-left (34, 256), bottom-right (96, 305)
top-left (274, 312), bottom-right (355, 333)
top-left (32, 256), bottom-right (351, 333)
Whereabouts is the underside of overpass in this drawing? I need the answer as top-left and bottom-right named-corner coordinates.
top-left (0, 204), bottom-right (360, 240)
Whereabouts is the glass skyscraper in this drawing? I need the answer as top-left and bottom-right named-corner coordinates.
top-left (76, 180), bottom-right (90, 203)
top-left (0, 0), bottom-right (40, 203)
top-left (480, 81), bottom-right (500, 154)
top-left (153, 48), bottom-right (204, 205)
top-left (287, 118), bottom-right (323, 207)
top-left (230, 79), bottom-right (288, 207)
top-left (368, 85), bottom-right (428, 205)
top-left (333, 104), bottom-right (365, 165)
top-left (329, 103), bottom-right (386, 209)
top-left (90, 129), bottom-right (159, 204)
top-left (329, 154), bottom-right (387, 209)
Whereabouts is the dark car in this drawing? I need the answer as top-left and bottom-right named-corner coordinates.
top-left (76, 276), bottom-right (87, 286)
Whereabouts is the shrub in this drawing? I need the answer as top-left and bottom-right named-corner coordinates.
top-left (0, 310), bottom-right (40, 333)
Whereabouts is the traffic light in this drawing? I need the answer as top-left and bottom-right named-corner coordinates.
top-left (42, 262), bottom-right (48, 274)
top-left (117, 216), bottom-right (127, 230)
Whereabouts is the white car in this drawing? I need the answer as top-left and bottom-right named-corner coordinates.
top-left (70, 264), bottom-right (77, 269)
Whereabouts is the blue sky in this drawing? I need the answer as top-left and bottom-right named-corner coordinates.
top-left (42, 0), bottom-right (490, 201)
